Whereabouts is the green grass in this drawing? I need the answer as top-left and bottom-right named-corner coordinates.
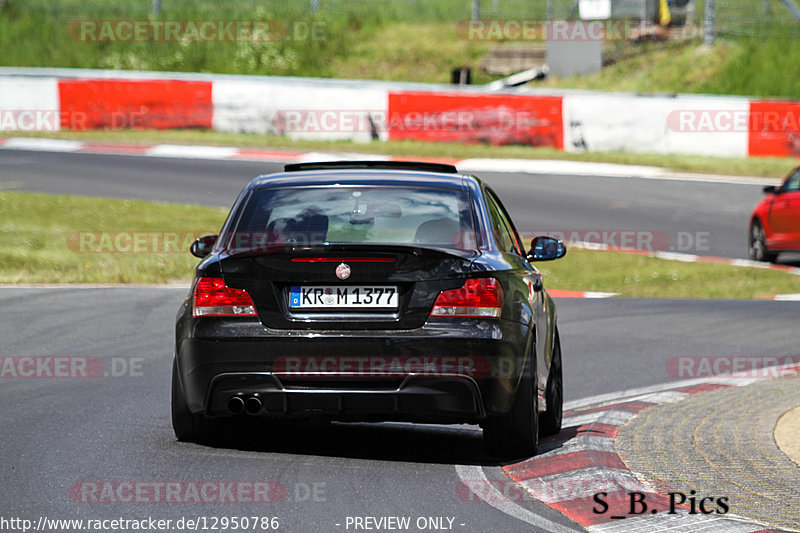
top-left (2, 1), bottom-right (800, 96)
top-left (0, 3), bottom-right (497, 84)
top-left (327, 22), bottom-right (493, 84)
top-left (0, 190), bottom-right (227, 283)
top-left (539, 35), bottom-right (800, 100)
top-left (696, 34), bottom-right (800, 99)
top-left (8, 0), bottom-right (545, 20)
top-left (538, 39), bottom-right (735, 94)
top-left (2, 190), bottom-right (798, 299)
top-left (5, 129), bottom-right (798, 179)
top-left (539, 248), bottom-right (800, 299)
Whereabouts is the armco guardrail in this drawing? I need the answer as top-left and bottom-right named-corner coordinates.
top-left (1, 67), bottom-right (798, 158)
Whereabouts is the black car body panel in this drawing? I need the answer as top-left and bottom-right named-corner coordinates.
top-left (219, 245), bottom-right (474, 330)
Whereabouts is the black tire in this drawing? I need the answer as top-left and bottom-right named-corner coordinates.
top-left (171, 358), bottom-right (215, 442)
top-left (749, 219), bottom-right (778, 263)
top-left (483, 345), bottom-right (539, 459)
top-left (539, 329), bottom-right (563, 436)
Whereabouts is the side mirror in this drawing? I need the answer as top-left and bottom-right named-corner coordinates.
top-left (190, 234), bottom-right (218, 258)
top-left (527, 236), bottom-right (567, 262)
top-left (763, 185), bottom-right (777, 194)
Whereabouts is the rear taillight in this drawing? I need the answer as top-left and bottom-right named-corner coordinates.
top-left (430, 278), bottom-right (503, 318)
top-left (192, 277), bottom-right (256, 317)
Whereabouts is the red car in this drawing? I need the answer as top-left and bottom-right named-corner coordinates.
top-left (749, 166), bottom-right (800, 262)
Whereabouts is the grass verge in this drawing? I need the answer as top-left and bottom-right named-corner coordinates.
top-left (0, 190), bottom-right (226, 284)
top-left (537, 35), bottom-right (800, 100)
top-left (539, 248), bottom-right (799, 299)
top-left (2, 190), bottom-right (797, 298)
top-left (0, 5), bottom-right (496, 84)
top-left (5, 130), bottom-right (798, 179)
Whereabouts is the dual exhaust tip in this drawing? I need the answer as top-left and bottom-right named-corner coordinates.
top-left (227, 395), bottom-right (261, 415)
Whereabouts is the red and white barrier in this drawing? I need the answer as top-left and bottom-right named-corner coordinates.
top-left (386, 90), bottom-right (563, 149)
top-left (212, 79), bottom-right (388, 142)
top-left (0, 68), bottom-right (798, 158)
top-left (59, 78), bottom-right (213, 130)
top-left (562, 93), bottom-right (750, 158)
top-left (0, 76), bottom-right (61, 131)
top-left (748, 100), bottom-right (800, 157)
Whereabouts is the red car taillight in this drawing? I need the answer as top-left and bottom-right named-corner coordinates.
top-left (192, 277), bottom-right (257, 317)
top-left (430, 278), bottom-right (503, 318)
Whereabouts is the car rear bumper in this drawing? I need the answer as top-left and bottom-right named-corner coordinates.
top-left (175, 318), bottom-right (530, 423)
top-left (206, 372), bottom-right (485, 423)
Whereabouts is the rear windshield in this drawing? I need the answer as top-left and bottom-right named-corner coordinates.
top-left (225, 185), bottom-right (475, 252)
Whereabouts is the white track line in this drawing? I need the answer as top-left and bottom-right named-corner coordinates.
top-left (453, 464), bottom-right (582, 533)
top-left (565, 360), bottom-right (800, 411)
top-left (1, 137), bottom-right (84, 152)
top-left (0, 136), bottom-right (782, 185)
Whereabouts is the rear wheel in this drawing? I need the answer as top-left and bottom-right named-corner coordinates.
top-left (539, 329), bottom-right (563, 436)
top-left (171, 358), bottom-right (215, 442)
top-left (483, 345), bottom-right (538, 459)
top-left (749, 220), bottom-right (777, 262)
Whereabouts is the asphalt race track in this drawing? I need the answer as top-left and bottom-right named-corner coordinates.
top-left (0, 149), bottom-right (782, 259)
top-left (0, 286), bottom-right (580, 531)
top-left (2, 287), bottom-right (799, 531)
top-left (2, 149), bottom-right (799, 531)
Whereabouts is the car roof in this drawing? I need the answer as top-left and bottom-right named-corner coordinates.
top-left (246, 166), bottom-right (481, 192)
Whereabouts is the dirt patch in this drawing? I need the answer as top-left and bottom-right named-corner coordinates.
top-left (775, 404), bottom-right (800, 468)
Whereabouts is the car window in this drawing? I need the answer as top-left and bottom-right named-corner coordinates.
top-left (781, 168), bottom-right (800, 193)
top-left (227, 185), bottom-right (475, 251)
top-left (485, 189), bottom-right (522, 255)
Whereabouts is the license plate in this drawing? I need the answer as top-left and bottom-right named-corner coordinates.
top-left (289, 286), bottom-right (398, 309)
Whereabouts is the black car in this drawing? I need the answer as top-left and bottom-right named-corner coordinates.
top-left (172, 161), bottom-right (566, 458)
